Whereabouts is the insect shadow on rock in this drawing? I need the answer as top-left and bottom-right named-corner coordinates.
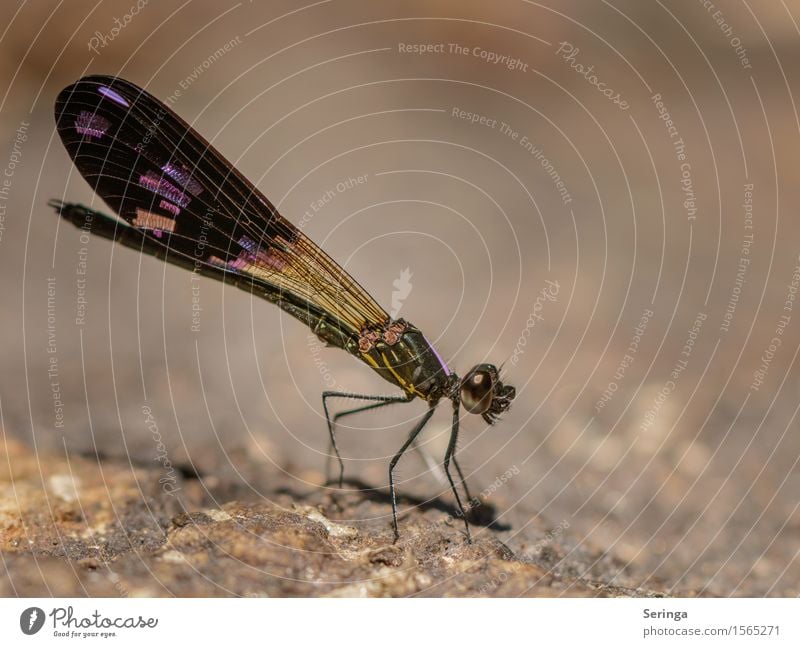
top-left (50, 75), bottom-right (517, 542)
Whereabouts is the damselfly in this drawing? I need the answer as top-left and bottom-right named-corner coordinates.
top-left (50, 76), bottom-right (516, 540)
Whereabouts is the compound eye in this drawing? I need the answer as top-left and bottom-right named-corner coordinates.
top-left (460, 369), bottom-right (494, 414)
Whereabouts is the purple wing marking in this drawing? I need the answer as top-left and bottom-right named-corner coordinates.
top-left (75, 111), bottom-right (110, 139)
top-left (98, 85), bottom-right (130, 107)
top-left (159, 199), bottom-right (180, 217)
top-left (161, 163), bottom-right (203, 196)
top-left (138, 171), bottom-right (190, 207)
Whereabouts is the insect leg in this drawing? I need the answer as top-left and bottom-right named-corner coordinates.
top-left (444, 399), bottom-right (471, 542)
top-left (389, 405), bottom-right (436, 541)
top-left (332, 397), bottom-right (410, 425)
top-left (451, 454), bottom-right (477, 512)
top-left (333, 399), bottom-right (445, 488)
top-left (321, 391), bottom-right (412, 487)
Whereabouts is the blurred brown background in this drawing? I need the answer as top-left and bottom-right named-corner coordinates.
top-left (2, 0), bottom-right (800, 595)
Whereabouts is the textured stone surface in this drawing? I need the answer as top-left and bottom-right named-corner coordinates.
top-left (0, 433), bottom-right (668, 597)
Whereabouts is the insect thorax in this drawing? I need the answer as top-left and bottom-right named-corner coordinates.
top-left (355, 319), bottom-right (452, 401)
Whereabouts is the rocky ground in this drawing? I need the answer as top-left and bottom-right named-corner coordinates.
top-left (0, 432), bottom-right (673, 598)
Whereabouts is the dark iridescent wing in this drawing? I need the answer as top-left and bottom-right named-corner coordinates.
top-left (53, 75), bottom-right (389, 344)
